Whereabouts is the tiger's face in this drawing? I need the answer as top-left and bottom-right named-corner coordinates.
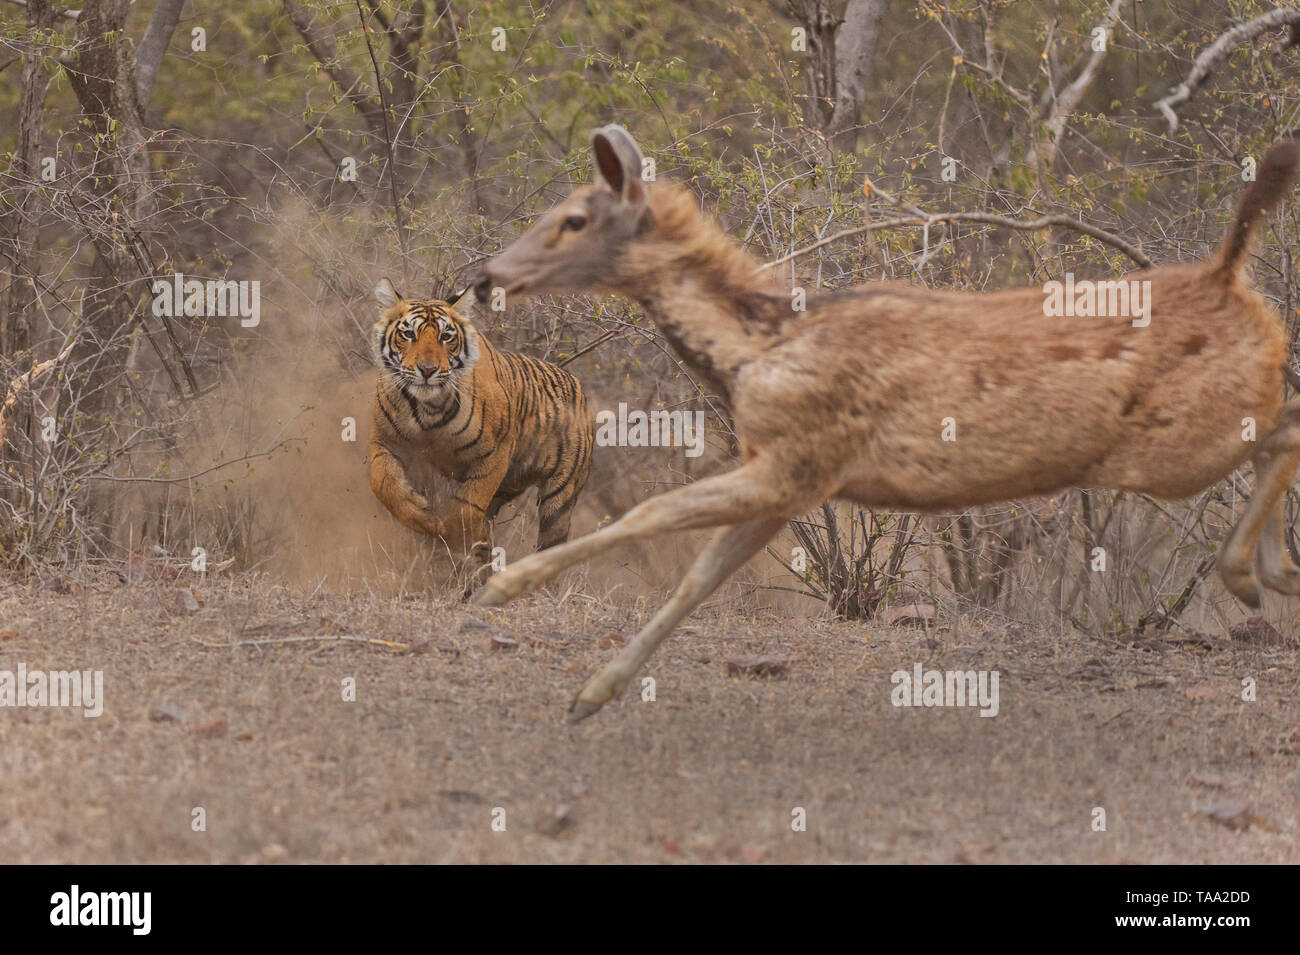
top-left (372, 279), bottom-right (480, 396)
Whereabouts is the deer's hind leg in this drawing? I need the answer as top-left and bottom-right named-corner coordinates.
top-left (1256, 500), bottom-right (1300, 595)
top-left (569, 518), bottom-right (787, 720)
top-left (1221, 403), bottom-right (1300, 605)
top-left (473, 458), bottom-right (825, 606)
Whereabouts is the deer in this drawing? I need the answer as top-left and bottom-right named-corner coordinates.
top-left (471, 125), bottom-right (1300, 721)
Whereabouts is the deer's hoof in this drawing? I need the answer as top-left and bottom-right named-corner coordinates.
top-left (1221, 564), bottom-right (1262, 609)
top-left (471, 581), bottom-right (510, 606)
top-left (1259, 563), bottom-right (1300, 596)
top-left (568, 671), bottom-right (626, 722)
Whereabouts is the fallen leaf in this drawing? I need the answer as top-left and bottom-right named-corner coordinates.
top-left (125, 554), bottom-right (173, 583)
top-left (596, 631), bottom-right (626, 649)
top-left (955, 843), bottom-right (997, 864)
top-left (1184, 682), bottom-right (1218, 703)
top-left (193, 717), bottom-right (227, 739)
top-left (0, 629), bottom-right (18, 641)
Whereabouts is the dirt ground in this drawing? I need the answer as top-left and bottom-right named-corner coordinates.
top-left (1, 569), bottom-right (1297, 864)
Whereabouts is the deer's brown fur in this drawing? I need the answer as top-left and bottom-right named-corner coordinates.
top-left (473, 127), bottom-right (1300, 719)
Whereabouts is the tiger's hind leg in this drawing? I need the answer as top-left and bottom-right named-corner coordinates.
top-left (535, 439), bottom-right (593, 551)
top-left (1221, 402), bottom-right (1300, 605)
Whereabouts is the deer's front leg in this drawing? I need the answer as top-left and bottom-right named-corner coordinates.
top-left (474, 457), bottom-right (824, 605)
top-left (570, 518), bottom-right (787, 720)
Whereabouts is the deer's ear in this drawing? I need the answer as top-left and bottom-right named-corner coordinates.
top-left (592, 125), bottom-right (645, 205)
top-left (374, 278), bottom-right (402, 309)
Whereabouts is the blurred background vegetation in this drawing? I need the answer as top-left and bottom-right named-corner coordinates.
top-left (3, 0), bottom-right (1299, 637)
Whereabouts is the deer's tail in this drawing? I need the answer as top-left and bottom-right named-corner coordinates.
top-left (1217, 138), bottom-right (1300, 276)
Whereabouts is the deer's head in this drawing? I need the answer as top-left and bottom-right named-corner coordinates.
top-left (475, 126), bottom-right (650, 304)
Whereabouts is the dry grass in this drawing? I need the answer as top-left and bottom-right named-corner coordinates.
top-left (0, 570), bottom-right (1297, 864)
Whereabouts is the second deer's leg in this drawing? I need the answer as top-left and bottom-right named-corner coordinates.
top-left (1256, 500), bottom-right (1300, 595)
top-left (568, 517), bottom-right (787, 720)
top-left (1221, 404), bottom-right (1300, 605)
top-left (473, 459), bottom-right (821, 605)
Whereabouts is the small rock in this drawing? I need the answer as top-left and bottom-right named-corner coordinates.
top-left (725, 655), bottom-right (789, 679)
top-left (260, 843), bottom-right (288, 861)
top-left (1207, 801), bottom-right (1252, 831)
top-left (438, 790), bottom-right (487, 804)
top-left (537, 804), bottom-right (573, 837)
top-left (883, 604), bottom-right (937, 628)
top-left (1229, 616), bottom-right (1283, 646)
top-left (149, 703), bottom-right (189, 723)
top-left (486, 634), bottom-right (517, 651)
top-left (171, 587), bottom-right (201, 615)
top-left (1190, 771), bottom-right (1226, 788)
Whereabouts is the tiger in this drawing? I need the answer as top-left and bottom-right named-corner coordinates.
top-left (368, 278), bottom-right (594, 587)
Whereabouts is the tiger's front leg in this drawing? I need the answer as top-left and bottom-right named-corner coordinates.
top-left (369, 445), bottom-right (446, 539)
top-left (437, 453), bottom-right (514, 596)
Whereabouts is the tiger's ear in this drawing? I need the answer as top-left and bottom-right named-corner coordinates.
top-left (447, 284), bottom-right (477, 319)
top-left (374, 278), bottom-right (403, 309)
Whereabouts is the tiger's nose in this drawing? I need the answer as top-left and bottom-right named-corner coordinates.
top-left (418, 363), bottom-right (437, 379)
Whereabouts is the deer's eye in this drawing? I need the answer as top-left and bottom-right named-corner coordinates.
top-left (561, 214), bottom-right (587, 232)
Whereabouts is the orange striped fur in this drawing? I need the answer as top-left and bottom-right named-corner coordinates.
top-left (369, 280), bottom-right (593, 587)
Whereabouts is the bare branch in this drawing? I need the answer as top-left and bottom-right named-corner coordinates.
top-left (1, 0), bottom-right (79, 19)
top-left (1155, 7), bottom-right (1300, 132)
top-left (761, 177), bottom-right (1152, 272)
top-left (0, 337), bottom-right (75, 446)
top-left (1033, 0), bottom-right (1123, 170)
top-left (134, 0), bottom-right (187, 108)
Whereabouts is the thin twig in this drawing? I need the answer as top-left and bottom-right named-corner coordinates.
top-left (193, 634), bottom-right (411, 649)
top-left (761, 178), bottom-right (1152, 271)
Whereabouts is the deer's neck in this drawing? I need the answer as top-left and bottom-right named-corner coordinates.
top-left (622, 189), bottom-right (787, 403)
